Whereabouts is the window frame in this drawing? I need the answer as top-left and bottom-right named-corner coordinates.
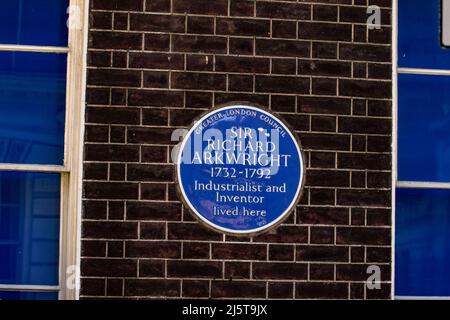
top-left (0, 0), bottom-right (88, 300)
top-left (394, 0), bottom-right (450, 299)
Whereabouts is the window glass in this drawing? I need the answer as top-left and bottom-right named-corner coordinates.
top-left (0, 0), bottom-right (69, 46)
top-left (396, 188), bottom-right (450, 296)
top-left (0, 51), bottom-right (67, 165)
top-left (0, 171), bottom-right (60, 286)
top-left (398, 73), bottom-right (450, 182)
top-left (398, 0), bottom-right (450, 69)
top-left (0, 291), bottom-right (58, 300)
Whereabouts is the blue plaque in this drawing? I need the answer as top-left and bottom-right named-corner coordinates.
top-left (176, 104), bottom-right (305, 235)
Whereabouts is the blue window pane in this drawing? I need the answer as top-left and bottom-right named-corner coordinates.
top-left (0, 291), bottom-right (58, 300)
top-left (398, 0), bottom-right (450, 69)
top-left (0, 0), bottom-right (69, 46)
top-left (398, 74), bottom-right (450, 182)
top-left (396, 188), bottom-right (450, 297)
top-left (0, 51), bottom-right (67, 165)
top-left (0, 171), bottom-right (60, 286)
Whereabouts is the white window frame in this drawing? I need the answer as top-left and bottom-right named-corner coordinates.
top-left (393, 0), bottom-right (450, 300)
top-left (0, 0), bottom-right (88, 300)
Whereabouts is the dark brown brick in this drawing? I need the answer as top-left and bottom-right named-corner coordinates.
top-left (172, 34), bottom-right (227, 54)
top-left (268, 282), bottom-right (294, 299)
top-left (229, 74), bottom-right (253, 92)
top-left (256, 1), bottom-right (310, 19)
top-left (172, 72), bottom-right (226, 91)
top-left (310, 264), bottom-right (334, 280)
top-left (225, 262), bottom-right (251, 279)
top-left (338, 153), bottom-right (390, 170)
top-left (301, 133), bottom-right (350, 151)
top-left (84, 182), bottom-right (139, 200)
top-left (296, 282), bottom-right (348, 299)
top-left (298, 96), bottom-right (351, 115)
top-left (230, 0), bottom-right (254, 17)
top-left (82, 258), bottom-right (137, 277)
top-left (142, 109), bottom-right (169, 126)
top-left (84, 163), bottom-right (108, 180)
top-left (140, 222), bottom-right (166, 239)
top-left (253, 263), bottom-right (307, 280)
top-left (129, 52), bottom-right (184, 70)
top-left (340, 44), bottom-right (391, 62)
top-left (298, 206), bottom-right (349, 225)
top-left (82, 240), bottom-right (106, 257)
top-left (173, 0), bottom-right (228, 15)
top-left (169, 109), bottom-right (204, 126)
top-left (215, 56), bottom-right (270, 73)
top-left (127, 127), bottom-right (174, 144)
top-left (183, 242), bottom-right (210, 259)
top-left (212, 243), bottom-right (267, 260)
top-left (89, 31), bottom-right (142, 50)
top-left (81, 278), bottom-right (105, 296)
top-left (85, 144), bottom-right (139, 162)
top-left (84, 125), bottom-right (109, 143)
top-left (141, 146), bottom-right (167, 163)
top-left (168, 223), bottom-right (222, 241)
top-left (336, 264), bottom-right (390, 281)
top-left (130, 13), bottom-right (185, 32)
top-left (313, 4), bottom-right (338, 22)
top-left (336, 227), bottom-right (390, 245)
top-left (92, 0), bottom-right (143, 11)
top-left (186, 92), bottom-right (213, 108)
top-left (299, 22), bottom-right (351, 41)
top-left (83, 221), bottom-right (138, 239)
top-left (298, 60), bottom-right (351, 77)
top-left (91, 12), bottom-right (112, 30)
top-left (168, 260), bottom-right (222, 278)
top-left (310, 226), bottom-right (335, 244)
top-left (217, 18), bottom-right (270, 37)
top-left (142, 71), bottom-right (169, 88)
top-left (187, 54), bottom-right (214, 71)
top-left (86, 107), bottom-right (140, 125)
top-left (337, 189), bottom-right (390, 207)
top-left (127, 164), bottom-right (173, 181)
top-left (253, 226), bottom-right (308, 243)
top-left (339, 79), bottom-right (391, 98)
top-left (340, 6), bottom-right (391, 24)
top-left (272, 20), bottom-right (297, 39)
top-left (146, 0), bottom-right (171, 13)
top-left (88, 69), bottom-right (141, 87)
top-left (312, 78), bottom-right (337, 95)
top-left (126, 201), bottom-right (181, 221)
top-left (271, 95), bottom-right (296, 112)
top-left (313, 42), bottom-right (337, 59)
top-left (144, 33), bottom-right (170, 51)
top-left (126, 241), bottom-right (181, 258)
top-left (269, 245), bottom-right (294, 261)
top-left (310, 188), bottom-right (335, 205)
top-left (125, 279), bottom-right (180, 297)
top-left (182, 280), bottom-right (210, 297)
top-left (255, 75), bottom-right (309, 94)
top-left (128, 90), bottom-right (183, 107)
top-left (296, 245), bottom-right (348, 262)
top-left (366, 247), bottom-right (390, 263)
top-left (256, 39), bottom-right (310, 57)
top-left (211, 281), bottom-right (266, 298)
top-left (230, 37), bottom-right (254, 55)
top-left (311, 115), bottom-right (337, 132)
top-left (310, 151), bottom-right (336, 168)
top-left (139, 260), bottom-right (165, 277)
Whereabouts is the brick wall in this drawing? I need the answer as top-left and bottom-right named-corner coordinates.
top-left (81, 0), bottom-right (392, 299)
